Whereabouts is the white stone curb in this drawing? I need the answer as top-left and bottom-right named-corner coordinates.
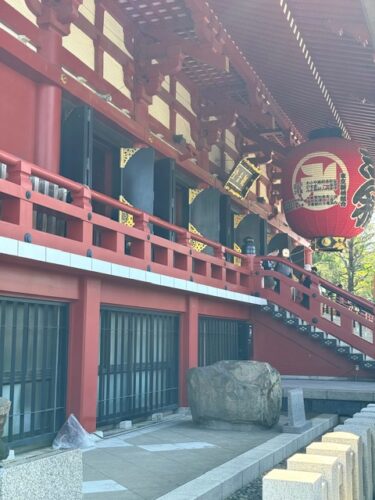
top-left (156, 414), bottom-right (338, 500)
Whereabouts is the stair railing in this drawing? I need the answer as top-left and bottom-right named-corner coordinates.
top-left (253, 256), bottom-right (375, 357)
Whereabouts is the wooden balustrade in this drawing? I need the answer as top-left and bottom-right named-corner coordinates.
top-left (0, 150), bottom-right (251, 293)
top-left (254, 256), bottom-right (375, 357)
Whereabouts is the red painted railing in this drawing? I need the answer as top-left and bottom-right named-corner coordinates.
top-left (0, 150), bottom-right (252, 293)
top-left (254, 256), bottom-right (375, 357)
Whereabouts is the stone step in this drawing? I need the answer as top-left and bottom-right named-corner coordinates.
top-left (272, 308), bottom-right (286, 320)
top-left (261, 304), bottom-right (276, 314)
top-left (308, 330), bottom-right (325, 341)
top-left (283, 316), bottom-right (299, 327)
top-left (360, 360), bottom-right (375, 370)
top-left (260, 301), bottom-right (374, 370)
top-left (335, 345), bottom-right (351, 356)
top-left (348, 352), bottom-right (364, 363)
top-left (320, 337), bottom-right (337, 348)
top-left (297, 324), bottom-right (312, 334)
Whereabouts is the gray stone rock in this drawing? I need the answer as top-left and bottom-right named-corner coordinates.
top-left (187, 361), bottom-right (282, 428)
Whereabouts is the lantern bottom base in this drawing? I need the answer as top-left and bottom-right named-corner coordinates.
top-left (313, 236), bottom-right (346, 252)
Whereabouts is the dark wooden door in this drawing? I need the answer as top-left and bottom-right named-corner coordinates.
top-left (153, 158), bottom-right (176, 239)
top-left (60, 105), bottom-right (93, 186)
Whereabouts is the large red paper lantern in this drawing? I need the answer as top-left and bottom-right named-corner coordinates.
top-left (281, 130), bottom-right (374, 250)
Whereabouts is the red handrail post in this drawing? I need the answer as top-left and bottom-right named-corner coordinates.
top-left (67, 185), bottom-right (93, 249)
top-left (176, 230), bottom-right (190, 247)
top-left (214, 245), bottom-right (225, 260)
top-left (2, 160), bottom-right (33, 229)
top-left (307, 279), bottom-right (321, 320)
top-left (340, 311), bottom-right (353, 337)
top-left (247, 256), bottom-right (259, 295)
top-left (177, 230), bottom-right (193, 275)
top-left (134, 212), bottom-right (150, 233)
top-left (133, 212), bottom-right (151, 261)
top-left (246, 255), bottom-right (256, 273)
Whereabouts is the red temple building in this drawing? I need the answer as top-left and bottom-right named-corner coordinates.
top-left (0, 0), bottom-right (374, 448)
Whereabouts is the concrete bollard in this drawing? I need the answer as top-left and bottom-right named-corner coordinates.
top-left (345, 417), bottom-right (375, 487)
top-left (360, 408), bottom-right (375, 415)
top-left (306, 442), bottom-right (353, 500)
top-left (287, 453), bottom-right (341, 500)
top-left (263, 469), bottom-right (328, 500)
top-left (335, 424), bottom-right (372, 500)
top-left (322, 432), bottom-right (362, 500)
top-left (353, 412), bottom-right (375, 421)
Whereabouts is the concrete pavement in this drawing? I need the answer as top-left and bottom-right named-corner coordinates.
top-left (82, 415), bottom-right (279, 500)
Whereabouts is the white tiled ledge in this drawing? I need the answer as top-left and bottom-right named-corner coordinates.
top-left (0, 236), bottom-right (266, 306)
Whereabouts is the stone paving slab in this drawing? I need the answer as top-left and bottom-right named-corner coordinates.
top-left (82, 416), bottom-right (280, 500)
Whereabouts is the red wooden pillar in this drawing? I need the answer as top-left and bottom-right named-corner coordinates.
top-left (179, 296), bottom-right (199, 406)
top-left (66, 277), bottom-right (101, 432)
top-left (35, 84), bottom-right (62, 173)
top-left (35, 29), bottom-right (63, 173)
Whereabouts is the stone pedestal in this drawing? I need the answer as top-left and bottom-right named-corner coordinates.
top-left (361, 408), bottom-right (375, 415)
top-left (306, 442), bottom-right (353, 500)
top-left (0, 399), bottom-right (11, 462)
top-left (322, 432), bottom-right (362, 500)
top-left (345, 417), bottom-right (375, 487)
top-left (335, 424), bottom-right (372, 500)
top-left (287, 453), bottom-right (341, 500)
top-left (263, 469), bottom-right (328, 500)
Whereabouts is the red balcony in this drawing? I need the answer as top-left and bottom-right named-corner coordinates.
top-left (0, 149), bottom-right (253, 294)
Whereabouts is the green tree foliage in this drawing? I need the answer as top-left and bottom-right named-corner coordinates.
top-left (313, 222), bottom-right (375, 300)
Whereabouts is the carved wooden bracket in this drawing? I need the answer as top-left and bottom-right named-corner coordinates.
top-left (200, 114), bottom-right (237, 150)
top-left (266, 162), bottom-right (283, 219)
top-left (179, 143), bottom-right (199, 161)
top-left (25, 0), bottom-right (83, 35)
top-left (132, 0), bottom-right (229, 103)
top-left (134, 42), bottom-right (184, 103)
top-left (267, 206), bottom-right (279, 220)
top-left (191, 93), bottom-right (238, 150)
top-left (184, 0), bottom-right (226, 55)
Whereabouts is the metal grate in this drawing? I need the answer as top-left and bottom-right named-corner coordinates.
top-left (98, 308), bottom-right (179, 426)
top-left (0, 298), bottom-right (68, 447)
top-left (198, 316), bottom-right (252, 367)
top-left (31, 176), bottom-right (68, 236)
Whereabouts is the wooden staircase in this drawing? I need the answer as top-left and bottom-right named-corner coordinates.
top-left (260, 302), bottom-right (375, 370)
top-left (253, 256), bottom-right (375, 374)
